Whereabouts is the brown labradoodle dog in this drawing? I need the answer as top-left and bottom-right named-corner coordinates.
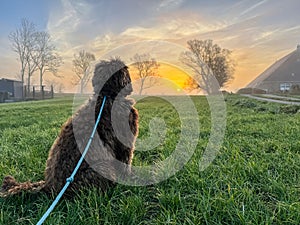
top-left (0, 58), bottom-right (138, 197)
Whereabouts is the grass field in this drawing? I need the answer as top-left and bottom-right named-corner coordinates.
top-left (1, 94), bottom-right (300, 224)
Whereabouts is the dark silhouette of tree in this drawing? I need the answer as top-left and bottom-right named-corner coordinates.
top-left (180, 39), bottom-right (235, 94)
top-left (72, 50), bottom-right (96, 94)
top-left (130, 53), bottom-right (160, 95)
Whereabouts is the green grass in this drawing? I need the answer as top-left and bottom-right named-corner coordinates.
top-left (1, 94), bottom-right (300, 224)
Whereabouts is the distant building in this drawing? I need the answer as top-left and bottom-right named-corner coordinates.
top-left (245, 45), bottom-right (300, 93)
top-left (0, 78), bottom-right (23, 99)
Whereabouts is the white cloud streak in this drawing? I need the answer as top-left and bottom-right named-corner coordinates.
top-left (240, 0), bottom-right (269, 16)
top-left (2, 0), bottom-right (300, 91)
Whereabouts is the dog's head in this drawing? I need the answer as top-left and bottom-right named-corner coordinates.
top-left (92, 58), bottom-right (132, 98)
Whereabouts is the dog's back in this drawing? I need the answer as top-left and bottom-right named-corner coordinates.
top-left (1, 58), bottom-right (138, 197)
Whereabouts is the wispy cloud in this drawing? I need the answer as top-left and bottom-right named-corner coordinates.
top-left (121, 17), bottom-right (227, 41)
top-left (157, 0), bottom-right (185, 11)
top-left (240, 0), bottom-right (269, 16)
top-left (47, 0), bottom-right (94, 51)
top-left (282, 25), bottom-right (300, 33)
top-left (48, 0), bottom-right (81, 33)
top-left (2, 0), bottom-right (300, 91)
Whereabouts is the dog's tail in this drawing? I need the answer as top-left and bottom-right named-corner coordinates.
top-left (0, 175), bottom-right (45, 197)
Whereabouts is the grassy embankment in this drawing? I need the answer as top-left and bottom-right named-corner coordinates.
top-left (0, 94), bottom-right (300, 224)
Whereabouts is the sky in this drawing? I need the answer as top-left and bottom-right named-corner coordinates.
top-left (0, 0), bottom-right (300, 93)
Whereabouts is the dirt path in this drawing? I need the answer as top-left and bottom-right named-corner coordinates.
top-left (262, 94), bottom-right (300, 101)
top-left (241, 94), bottom-right (300, 105)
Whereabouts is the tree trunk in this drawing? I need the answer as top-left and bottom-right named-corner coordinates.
top-left (51, 85), bottom-right (54, 98)
top-left (139, 79), bottom-right (145, 95)
top-left (39, 68), bottom-right (43, 92)
top-left (80, 79), bottom-right (84, 94)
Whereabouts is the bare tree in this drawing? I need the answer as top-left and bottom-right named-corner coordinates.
top-left (33, 31), bottom-right (63, 90)
top-left (180, 39), bottom-right (235, 94)
top-left (8, 19), bottom-right (36, 97)
top-left (72, 50), bottom-right (96, 94)
top-left (130, 53), bottom-right (160, 95)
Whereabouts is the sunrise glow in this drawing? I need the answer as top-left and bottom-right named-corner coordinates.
top-left (0, 1), bottom-right (299, 93)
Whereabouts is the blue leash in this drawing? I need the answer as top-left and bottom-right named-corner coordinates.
top-left (36, 96), bottom-right (107, 225)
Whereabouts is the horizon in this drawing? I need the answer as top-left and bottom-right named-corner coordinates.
top-left (1, 0), bottom-right (300, 93)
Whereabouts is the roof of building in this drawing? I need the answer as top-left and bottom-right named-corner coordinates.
top-left (0, 78), bottom-right (22, 83)
top-left (247, 45), bottom-right (300, 88)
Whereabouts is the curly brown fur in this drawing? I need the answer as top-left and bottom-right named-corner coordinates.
top-left (1, 58), bottom-right (138, 197)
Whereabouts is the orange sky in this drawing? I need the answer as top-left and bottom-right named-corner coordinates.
top-left (128, 49), bottom-right (291, 93)
top-left (4, 42), bottom-right (293, 94)
top-left (154, 63), bottom-right (189, 88)
top-left (127, 62), bottom-right (187, 95)
top-left (39, 47), bottom-right (293, 94)
top-left (1, 1), bottom-right (300, 94)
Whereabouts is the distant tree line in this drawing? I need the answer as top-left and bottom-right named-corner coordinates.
top-left (9, 19), bottom-right (235, 96)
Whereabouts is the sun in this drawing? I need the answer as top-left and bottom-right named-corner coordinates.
top-left (158, 62), bottom-right (190, 89)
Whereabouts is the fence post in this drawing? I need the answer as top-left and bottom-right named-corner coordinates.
top-left (51, 85), bottom-right (54, 99)
top-left (42, 86), bottom-right (45, 100)
top-left (0, 92), bottom-right (4, 103)
top-left (33, 86), bottom-right (35, 99)
top-left (24, 85), bottom-right (27, 99)
top-left (21, 82), bottom-right (24, 100)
